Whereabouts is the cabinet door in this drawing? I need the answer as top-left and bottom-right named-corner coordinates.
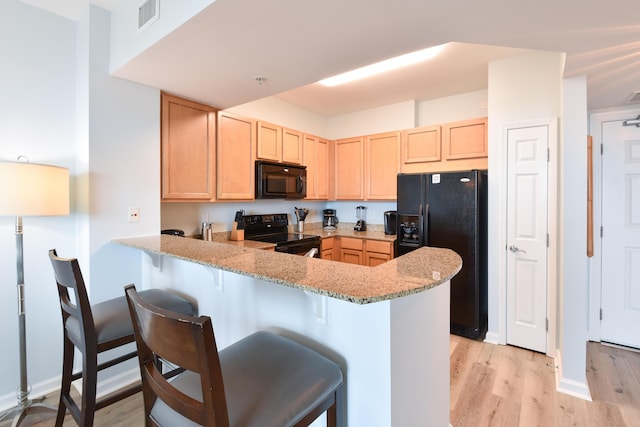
top-left (303, 135), bottom-right (330, 200)
top-left (161, 93), bottom-right (216, 200)
top-left (217, 112), bottom-right (256, 200)
top-left (256, 121), bottom-right (282, 162)
top-left (321, 249), bottom-right (335, 260)
top-left (316, 138), bottom-right (330, 200)
top-left (365, 252), bottom-right (391, 267)
top-left (321, 237), bottom-right (335, 260)
top-left (335, 137), bottom-right (364, 199)
top-left (303, 134), bottom-right (318, 199)
top-left (341, 249), bottom-right (363, 265)
top-left (443, 117), bottom-right (488, 159)
top-left (364, 240), bottom-right (393, 266)
top-left (365, 131), bottom-right (400, 200)
top-left (282, 127), bottom-right (303, 164)
top-left (401, 126), bottom-right (441, 173)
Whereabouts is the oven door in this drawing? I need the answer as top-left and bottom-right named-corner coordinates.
top-left (275, 240), bottom-right (321, 258)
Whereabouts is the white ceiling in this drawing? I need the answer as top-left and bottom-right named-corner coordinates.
top-left (21, 0), bottom-right (640, 116)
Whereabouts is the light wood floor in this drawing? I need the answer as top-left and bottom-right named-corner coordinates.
top-left (3, 336), bottom-right (639, 426)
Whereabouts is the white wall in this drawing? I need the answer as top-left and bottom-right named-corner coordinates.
top-left (417, 89), bottom-right (488, 126)
top-left (327, 100), bottom-right (416, 139)
top-left (1, 2), bottom-right (165, 407)
top-left (486, 51), bottom-right (565, 348)
top-left (228, 96), bottom-right (328, 137)
top-left (109, 0), bottom-right (215, 74)
top-left (81, 6), bottom-right (162, 303)
top-left (487, 51), bottom-right (591, 396)
top-left (558, 76), bottom-right (589, 398)
top-left (0, 0), bottom-right (77, 405)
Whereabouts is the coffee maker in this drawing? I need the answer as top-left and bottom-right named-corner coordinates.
top-left (323, 209), bottom-right (337, 230)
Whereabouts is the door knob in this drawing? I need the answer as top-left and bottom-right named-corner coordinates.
top-left (509, 245), bottom-right (526, 254)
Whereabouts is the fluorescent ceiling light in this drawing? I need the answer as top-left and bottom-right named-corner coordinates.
top-left (319, 45), bottom-right (444, 87)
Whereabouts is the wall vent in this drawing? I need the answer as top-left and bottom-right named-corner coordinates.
top-left (138, 0), bottom-right (159, 32)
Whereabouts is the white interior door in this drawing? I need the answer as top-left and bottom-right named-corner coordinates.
top-left (506, 125), bottom-right (549, 353)
top-left (601, 121), bottom-right (640, 349)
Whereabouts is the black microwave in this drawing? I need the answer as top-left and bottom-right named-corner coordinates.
top-left (255, 160), bottom-right (307, 199)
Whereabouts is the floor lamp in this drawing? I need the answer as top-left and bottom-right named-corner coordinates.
top-left (0, 159), bottom-right (69, 426)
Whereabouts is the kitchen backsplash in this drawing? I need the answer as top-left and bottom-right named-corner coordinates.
top-left (161, 200), bottom-right (396, 235)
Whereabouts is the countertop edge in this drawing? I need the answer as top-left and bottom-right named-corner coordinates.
top-left (112, 235), bottom-right (462, 305)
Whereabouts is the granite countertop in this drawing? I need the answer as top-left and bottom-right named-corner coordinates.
top-left (113, 234), bottom-right (461, 305)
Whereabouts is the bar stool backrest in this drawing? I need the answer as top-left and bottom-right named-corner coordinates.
top-left (125, 285), bottom-right (230, 426)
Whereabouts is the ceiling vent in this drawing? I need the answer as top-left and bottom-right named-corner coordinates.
top-left (138, 0), bottom-right (159, 32)
top-left (627, 91), bottom-right (640, 104)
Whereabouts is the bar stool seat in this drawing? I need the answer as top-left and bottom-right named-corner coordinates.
top-left (125, 285), bottom-right (344, 427)
top-left (64, 289), bottom-right (194, 347)
top-left (48, 249), bottom-right (196, 427)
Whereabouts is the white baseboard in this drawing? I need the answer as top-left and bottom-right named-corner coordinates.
top-left (484, 331), bottom-right (500, 345)
top-left (555, 349), bottom-right (592, 401)
top-left (0, 376), bottom-right (61, 412)
top-left (71, 367), bottom-right (141, 399)
top-left (0, 368), bottom-right (141, 413)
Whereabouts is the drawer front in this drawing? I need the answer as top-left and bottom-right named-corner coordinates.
top-left (366, 239), bottom-right (392, 254)
top-left (321, 237), bottom-right (334, 250)
top-left (340, 237), bottom-right (363, 250)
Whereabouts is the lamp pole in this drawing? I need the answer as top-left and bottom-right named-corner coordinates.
top-left (0, 160), bottom-right (68, 426)
top-left (0, 217), bottom-right (56, 426)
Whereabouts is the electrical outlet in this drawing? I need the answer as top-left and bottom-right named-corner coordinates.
top-left (128, 207), bottom-right (140, 223)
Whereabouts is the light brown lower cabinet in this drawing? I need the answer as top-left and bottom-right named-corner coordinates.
top-left (336, 237), bottom-right (394, 266)
top-left (321, 237), bottom-right (335, 260)
top-left (364, 240), bottom-right (394, 266)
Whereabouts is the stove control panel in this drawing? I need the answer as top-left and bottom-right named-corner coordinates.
top-left (242, 213), bottom-right (289, 229)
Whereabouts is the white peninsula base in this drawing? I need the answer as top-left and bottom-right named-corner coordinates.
top-left (138, 251), bottom-right (451, 426)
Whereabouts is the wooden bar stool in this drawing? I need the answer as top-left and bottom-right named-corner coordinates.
top-left (48, 249), bottom-right (196, 427)
top-left (125, 284), bottom-right (345, 427)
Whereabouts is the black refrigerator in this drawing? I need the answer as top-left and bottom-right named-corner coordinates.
top-left (397, 170), bottom-right (487, 339)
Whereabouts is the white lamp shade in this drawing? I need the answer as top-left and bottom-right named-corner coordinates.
top-left (0, 161), bottom-right (70, 216)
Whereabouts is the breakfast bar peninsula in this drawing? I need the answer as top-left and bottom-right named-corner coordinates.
top-left (113, 235), bottom-right (462, 426)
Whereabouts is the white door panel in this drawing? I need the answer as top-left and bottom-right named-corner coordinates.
top-left (507, 126), bottom-right (548, 353)
top-left (601, 122), bottom-right (640, 348)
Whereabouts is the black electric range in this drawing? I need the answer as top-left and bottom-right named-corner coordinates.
top-left (243, 213), bottom-right (321, 257)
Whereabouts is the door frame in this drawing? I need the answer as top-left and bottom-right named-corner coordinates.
top-left (496, 118), bottom-right (558, 358)
top-left (588, 107), bottom-right (640, 341)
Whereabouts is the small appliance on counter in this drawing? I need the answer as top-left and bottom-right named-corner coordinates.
top-left (230, 210), bottom-right (245, 241)
top-left (294, 207), bottom-right (308, 232)
top-left (323, 209), bottom-right (338, 231)
top-left (201, 222), bottom-right (213, 241)
top-left (354, 206), bottom-right (367, 231)
top-left (384, 211), bottom-right (397, 235)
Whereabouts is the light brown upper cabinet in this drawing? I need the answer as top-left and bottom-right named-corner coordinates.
top-left (217, 111), bottom-right (256, 200)
top-left (443, 117), bottom-right (488, 160)
top-left (303, 134), bottom-right (330, 200)
top-left (256, 121), bottom-right (303, 165)
top-left (161, 93), bottom-right (217, 201)
top-left (282, 127), bottom-right (303, 164)
top-left (365, 131), bottom-right (401, 200)
top-left (335, 136), bottom-right (364, 200)
top-left (401, 125), bottom-right (441, 173)
top-left (256, 121), bottom-right (281, 162)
